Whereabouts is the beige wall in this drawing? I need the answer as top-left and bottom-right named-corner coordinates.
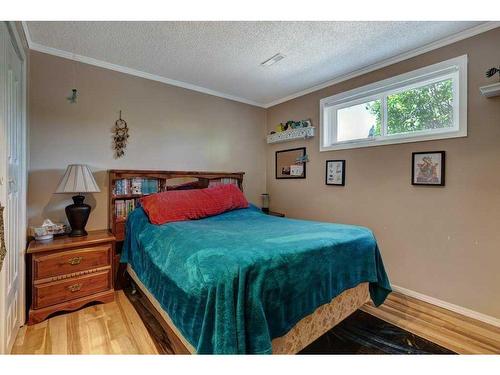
top-left (266, 28), bottom-right (500, 319)
top-left (28, 29), bottom-right (500, 319)
top-left (28, 51), bottom-right (267, 231)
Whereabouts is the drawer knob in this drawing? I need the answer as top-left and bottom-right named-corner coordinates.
top-left (67, 283), bottom-right (82, 292)
top-left (68, 257), bottom-right (83, 265)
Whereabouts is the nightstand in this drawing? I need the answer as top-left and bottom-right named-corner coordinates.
top-left (27, 230), bottom-right (116, 325)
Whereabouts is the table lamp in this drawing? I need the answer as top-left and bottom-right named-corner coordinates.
top-left (55, 164), bottom-right (100, 237)
top-left (261, 193), bottom-right (270, 213)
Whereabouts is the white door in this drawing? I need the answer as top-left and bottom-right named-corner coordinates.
top-left (0, 22), bottom-right (26, 354)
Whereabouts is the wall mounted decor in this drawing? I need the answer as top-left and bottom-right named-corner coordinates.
top-left (479, 65), bottom-right (500, 97)
top-left (326, 160), bottom-right (345, 186)
top-left (485, 66), bottom-right (500, 80)
top-left (412, 151), bottom-right (445, 186)
top-left (66, 88), bottom-right (78, 103)
top-left (295, 154), bottom-right (309, 164)
top-left (267, 119), bottom-right (314, 144)
top-left (275, 147), bottom-right (306, 179)
top-left (267, 127), bottom-right (314, 144)
top-left (113, 110), bottom-right (129, 158)
top-left (479, 82), bottom-right (500, 97)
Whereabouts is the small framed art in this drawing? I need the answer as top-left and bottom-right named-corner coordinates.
top-left (412, 151), bottom-right (445, 186)
top-left (275, 147), bottom-right (306, 179)
top-left (325, 160), bottom-right (345, 186)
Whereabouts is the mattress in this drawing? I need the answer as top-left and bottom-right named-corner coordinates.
top-left (121, 205), bottom-right (391, 353)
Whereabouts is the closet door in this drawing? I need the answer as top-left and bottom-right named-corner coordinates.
top-left (0, 22), bottom-right (26, 354)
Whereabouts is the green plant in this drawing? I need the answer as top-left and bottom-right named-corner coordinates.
top-left (366, 79), bottom-right (453, 136)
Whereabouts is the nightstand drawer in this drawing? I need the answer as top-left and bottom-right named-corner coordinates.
top-left (33, 245), bottom-right (111, 280)
top-left (33, 270), bottom-right (112, 309)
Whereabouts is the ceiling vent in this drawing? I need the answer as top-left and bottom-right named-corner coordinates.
top-left (260, 53), bottom-right (286, 67)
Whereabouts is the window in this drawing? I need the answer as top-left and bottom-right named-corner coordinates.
top-left (320, 55), bottom-right (467, 151)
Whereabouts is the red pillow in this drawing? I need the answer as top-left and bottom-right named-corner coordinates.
top-left (140, 184), bottom-right (249, 225)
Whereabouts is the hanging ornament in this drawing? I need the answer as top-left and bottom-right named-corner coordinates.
top-left (66, 88), bottom-right (78, 103)
top-left (113, 110), bottom-right (129, 158)
top-left (66, 60), bottom-right (79, 103)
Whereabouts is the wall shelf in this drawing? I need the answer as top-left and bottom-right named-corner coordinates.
top-left (267, 127), bottom-right (315, 144)
top-left (479, 82), bottom-right (500, 98)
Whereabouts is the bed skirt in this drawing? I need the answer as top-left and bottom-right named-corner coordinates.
top-left (127, 264), bottom-right (369, 354)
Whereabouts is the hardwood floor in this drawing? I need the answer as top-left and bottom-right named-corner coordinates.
top-left (361, 292), bottom-right (500, 354)
top-left (12, 291), bottom-right (158, 354)
top-left (12, 290), bottom-right (500, 354)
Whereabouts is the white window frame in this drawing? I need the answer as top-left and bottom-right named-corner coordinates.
top-left (320, 55), bottom-right (468, 152)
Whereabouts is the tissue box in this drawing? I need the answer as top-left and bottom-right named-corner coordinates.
top-left (30, 222), bottom-right (69, 238)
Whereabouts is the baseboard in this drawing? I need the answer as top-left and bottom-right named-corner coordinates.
top-left (391, 284), bottom-right (500, 328)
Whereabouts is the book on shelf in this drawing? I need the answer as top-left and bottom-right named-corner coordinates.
top-left (115, 199), bottom-right (125, 219)
top-left (114, 179), bottom-right (131, 195)
top-left (141, 178), bottom-right (159, 195)
top-left (131, 177), bottom-right (142, 195)
top-left (208, 178), bottom-right (238, 188)
top-left (113, 178), bottom-right (159, 196)
top-left (115, 198), bottom-right (139, 220)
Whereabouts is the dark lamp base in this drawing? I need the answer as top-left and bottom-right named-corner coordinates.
top-left (65, 195), bottom-right (91, 237)
top-left (69, 228), bottom-right (88, 237)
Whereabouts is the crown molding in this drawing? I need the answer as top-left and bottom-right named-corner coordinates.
top-left (21, 21), bottom-right (33, 49)
top-left (264, 21), bottom-right (500, 108)
top-left (22, 22), bottom-right (500, 109)
top-left (21, 22), bottom-right (265, 108)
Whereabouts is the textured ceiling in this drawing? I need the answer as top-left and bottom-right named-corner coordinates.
top-left (26, 21), bottom-right (486, 106)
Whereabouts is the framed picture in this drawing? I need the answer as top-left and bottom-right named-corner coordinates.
top-left (275, 147), bottom-right (306, 179)
top-left (412, 151), bottom-right (445, 186)
top-left (325, 160), bottom-right (345, 186)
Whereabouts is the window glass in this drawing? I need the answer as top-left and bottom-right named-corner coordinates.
top-left (386, 78), bottom-right (453, 135)
top-left (337, 100), bottom-right (381, 142)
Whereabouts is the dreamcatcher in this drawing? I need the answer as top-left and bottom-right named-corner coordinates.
top-left (113, 110), bottom-right (129, 158)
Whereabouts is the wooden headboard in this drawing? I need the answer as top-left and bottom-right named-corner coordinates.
top-left (108, 169), bottom-right (245, 242)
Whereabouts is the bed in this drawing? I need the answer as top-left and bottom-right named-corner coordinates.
top-left (109, 170), bottom-right (391, 354)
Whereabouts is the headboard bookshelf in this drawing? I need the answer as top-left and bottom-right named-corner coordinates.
top-left (108, 169), bottom-right (245, 242)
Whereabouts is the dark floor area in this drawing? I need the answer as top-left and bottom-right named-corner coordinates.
top-left (300, 310), bottom-right (454, 354)
top-left (124, 286), bottom-right (455, 354)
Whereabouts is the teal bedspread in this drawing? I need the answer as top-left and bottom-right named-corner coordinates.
top-left (121, 205), bottom-right (391, 354)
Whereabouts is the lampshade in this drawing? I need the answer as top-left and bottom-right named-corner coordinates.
top-left (55, 164), bottom-right (100, 194)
